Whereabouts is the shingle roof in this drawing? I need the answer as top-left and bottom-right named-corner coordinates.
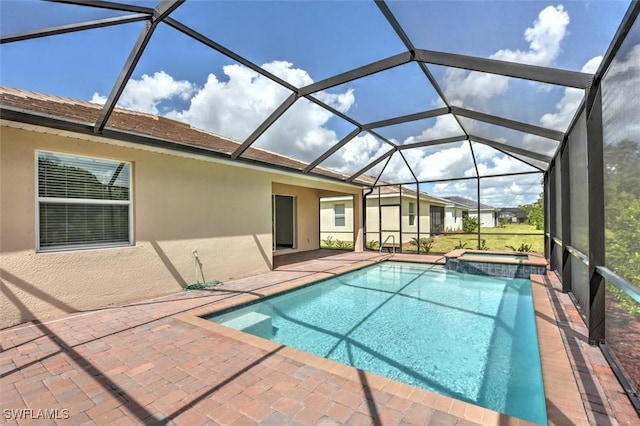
top-left (0, 86), bottom-right (364, 184)
top-left (443, 196), bottom-right (496, 210)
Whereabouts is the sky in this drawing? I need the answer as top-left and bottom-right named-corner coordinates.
top-left (0, 0), bottom-right (633, 207)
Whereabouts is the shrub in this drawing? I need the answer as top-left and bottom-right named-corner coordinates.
top-left (506, 243), bottom-right (532, 252)
top-left (454, 239), bottom-right (468, 249)
top-left (322, 236), bottom-right (334, 248)
top-left (498, 217), bottom-right (509, 228)
top-left (334, 239), bottom-right (353, 249)
top-left (410, 237), bottom-right (434, 253)
top-left (462, 215), bottom-right (479, 233)
top-left (478, 239), bottom-right (489, 250)
top-left (366, 240), bottom-right (379, 250)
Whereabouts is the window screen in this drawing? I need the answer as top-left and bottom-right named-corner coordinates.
top-left (334, 204), bottom-right (346, 227)
top-left (408, 202), bottom-right (415, 226)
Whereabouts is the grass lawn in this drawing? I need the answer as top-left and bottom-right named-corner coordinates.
top-left (402, 223), bottom-right (545, 254)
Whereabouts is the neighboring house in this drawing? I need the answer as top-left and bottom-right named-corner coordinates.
top-left (319, 195), bottom-right (355, 244)
top-left (0, 87), bottom-right (366, 328)
top-left (320, 186), bottom-right (469, 246)
top-left (444, 196), bottom-right (499, 228)
top-left (499, 207), bottom-right (528, 223)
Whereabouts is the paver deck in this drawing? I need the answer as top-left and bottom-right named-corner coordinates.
top-left (1, 250), bottom-right (637, 425)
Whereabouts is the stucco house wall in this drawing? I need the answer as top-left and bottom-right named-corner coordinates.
top-left (363, 195), bottom-right (442, 244)
top-left (319, 196), bottom-right (354, 243)
top-left (0, 122), bottom-right (363, 328)
top-left (445, 206), bottom-right (466, 231)
top-left (471, 210), bottom-right (497, 228)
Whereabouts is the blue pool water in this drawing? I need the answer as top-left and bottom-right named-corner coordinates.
top-left (207, 262), bottom-right (547, 424)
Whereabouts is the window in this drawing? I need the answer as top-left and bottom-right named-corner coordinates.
top-left (408, 202), bottom-right (415, 226)
top-left (334, 204), bottom-right (345, 227)
top-left (37, 151), bottom-right (132, 251)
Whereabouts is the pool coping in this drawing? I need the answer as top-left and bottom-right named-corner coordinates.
top-left (445, 249), bottom-right (548, 267)
top-left (174, 258), bottom-right (587, 426)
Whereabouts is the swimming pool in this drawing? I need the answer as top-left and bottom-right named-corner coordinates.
top-left (207, 262), bottom-right (547, 424)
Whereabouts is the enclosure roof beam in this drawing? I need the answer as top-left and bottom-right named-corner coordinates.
top-left (93, 0), bottom-right (185, 133)
top-left (397, 135), bottom-right (468, 151)
top-left (299, 52), bottom-right (412, 96)
top-left (492, 146), bottom-right (546, 172)
top-left (414, 49), bottom-right (593, 89)
top-left (451, 106), bottom-right (565, 141)
top-left (469, 134), bottom-right (552, 164)
top-left (0, 13), bottom-right (150, 44)
top-left (48, 0), bottom-right (154, 14)
top-left (93, 20), bottom-right (156, 133)
top-left (362, 108), bottom-right (449, 130)
top-left (303, 127), bottom-right (362, 173)
top-left (347, 149), bottom-right (394, 183)
top-left (368, 130), bottom-right (398, 149)
top-left (375, 0), bottom-right (472, 138)
top-left (165, 18), bottom-right (299, 93)
top-left (152, 0), bottom-right (184, 22)
top-left (231, 93), bottom-right (298, 159)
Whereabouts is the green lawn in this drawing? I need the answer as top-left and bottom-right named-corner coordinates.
top-left (399, 223), bottom-right (545, 254)
top-left (432, 224), bottom-right (544, 253)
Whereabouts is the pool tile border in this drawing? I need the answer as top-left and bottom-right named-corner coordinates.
top-left (175, 257), bottom-right (583, 426)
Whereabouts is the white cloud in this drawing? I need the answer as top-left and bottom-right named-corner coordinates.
top-left (165, 62), bottom-right (294, 142)
top-left (538, 55), bottom-right (602, 131)
top-left (91, 71), bottom-right (195, 115)
top-left (402, 114), bottom-right (465, 145)
top-left (324, 133), bottom-right (389, 174)
top-left (91, 61), bottom-right (357, 164)
top-left (521, 55), bottom-right (602, 154)
top-left (432, 174), bottom-right (542, 208)
top-left (442, 5), bottom-right (570, 104)
top-left (492, 5), bottom-right (569, 66)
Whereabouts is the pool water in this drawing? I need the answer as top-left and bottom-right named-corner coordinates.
top-left (207, 262), bottom-right (547, 424)
top-left (459, 252), bottom-right (528, 261)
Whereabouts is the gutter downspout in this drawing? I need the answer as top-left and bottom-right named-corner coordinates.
top-left (362, 187), bottom-right (374, 250)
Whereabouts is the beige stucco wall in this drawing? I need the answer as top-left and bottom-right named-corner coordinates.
top-left (319, 198), bottom-right (354, 243)
top-left (365, 196), bottom-right (440, 243)
top-left (0, 123), bottom-right (363, 327)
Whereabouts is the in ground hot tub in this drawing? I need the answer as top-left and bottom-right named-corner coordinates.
top-left (445, 250), bottom-right (547, 278)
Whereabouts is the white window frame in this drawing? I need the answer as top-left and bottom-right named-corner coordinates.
top-left (408, 202), bottom-right (415, 226)
top-left (35, 150), bottom-right (134, 252)
top-left (334, 203), bottom-right (346, 227)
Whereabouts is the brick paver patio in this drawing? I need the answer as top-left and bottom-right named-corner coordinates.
top-left (1, 250), bottom-right (637, 425)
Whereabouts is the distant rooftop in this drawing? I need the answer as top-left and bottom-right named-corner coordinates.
top-left (443, 196), bottom-right (496, 210)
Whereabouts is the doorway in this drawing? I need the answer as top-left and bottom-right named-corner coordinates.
top-left (380, 204), bottom-right (401, 252)
top-left (430, 205), bottom-right (444, 235)
top-left (273, 195), bottom-right (296, 251)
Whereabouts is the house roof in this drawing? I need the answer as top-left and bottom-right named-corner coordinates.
top-left (499, 207), bottom-right (528, 216)
top-left (0, 86), bottom-right (367, 186)
top-left (443, 196), bottom-right (496, 211)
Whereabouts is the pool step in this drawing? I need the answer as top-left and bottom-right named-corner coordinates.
top-left (221, 312), bottom-right (272, 338)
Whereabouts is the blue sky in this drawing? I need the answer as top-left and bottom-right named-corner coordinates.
top-left (0, 0), bottom-right (633, 206)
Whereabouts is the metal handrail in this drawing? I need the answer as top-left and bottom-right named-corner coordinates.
top-left (380, 234), bottom-right (396, 255)
top-left (597, 266), bottom-right (640, 303)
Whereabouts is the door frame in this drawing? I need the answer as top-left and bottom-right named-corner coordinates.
top-left (272, 194), bottom-right (297, 252)
top-left (380, 204), bottom-right (401, 252)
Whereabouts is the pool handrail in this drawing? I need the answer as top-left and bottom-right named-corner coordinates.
top-left (380, 235), bottom-right (396, 255)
